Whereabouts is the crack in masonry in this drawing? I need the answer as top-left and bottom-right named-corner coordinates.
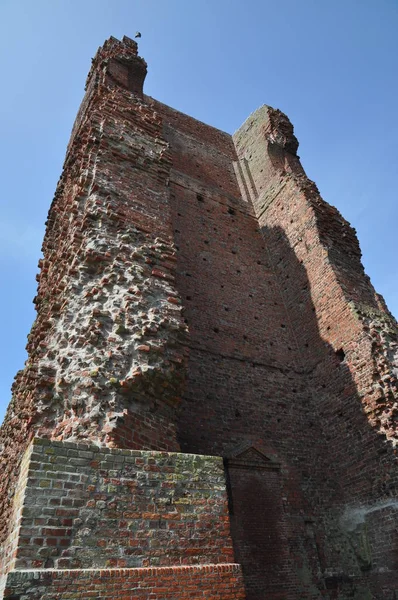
top-left (185, 343), bottom-right (310, 375)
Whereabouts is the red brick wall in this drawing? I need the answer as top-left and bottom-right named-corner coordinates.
top-left (2, 438), bottom-right (246, 599)
top-left (1, 35), bottom-right (398, 600)
top-left (227, 466), bottom-right (290, 600)
top-left (3, 564), bottom-right (245, 600)
top-left (10, 438), bottom-right (234, 571)
top-left (0, 37), bottom-right (189, 552)
top-left (148, 97), bottom-right (398, 596)
top-left (234, 105), bottom-right (398, 596)
top-left (149, 98), bottom-right (327, 598)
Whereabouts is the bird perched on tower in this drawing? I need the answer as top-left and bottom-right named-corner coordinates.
top-left (135, 31), bottom-right (141, 38)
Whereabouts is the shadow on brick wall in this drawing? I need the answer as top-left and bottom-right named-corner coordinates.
top-left (177, 222), bottom-right (398, 600)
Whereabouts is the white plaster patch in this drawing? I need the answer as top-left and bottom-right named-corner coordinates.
top-left (340, 499), bottom-right (398, 531)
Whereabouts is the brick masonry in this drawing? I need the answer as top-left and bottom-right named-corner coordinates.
top-left (1, 438), bottom-right (242, 597)
top-left (3, 564), bottom-right (245, 600)
top-left (1, 35), bottom-right (398, 599)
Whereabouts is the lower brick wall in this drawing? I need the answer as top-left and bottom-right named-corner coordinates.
top-left (0, 444), bottom-right (33, 577)
top-left (3, 564), bottom-right (246, 599)
top-left (1, 439), bottom-right (247, 598)
top-left (8, 438), bottom-right (234, 572)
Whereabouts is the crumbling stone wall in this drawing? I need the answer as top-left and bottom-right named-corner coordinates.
top-left (0, 36), bottom-right (189, 567)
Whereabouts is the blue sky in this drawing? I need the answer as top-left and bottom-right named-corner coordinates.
top-left (0, 0), bottom-right (397, 422)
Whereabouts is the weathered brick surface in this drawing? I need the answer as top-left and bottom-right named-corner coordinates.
top-left (1, 438), bottom-right (245, 598)
top-left (0, 444), bottom-right (33, 589)
top-left (3, 564), bottom-right (245, 599)
top-left (6, 438), bottom-right (234, 571)
top-left (0, 36), bottom-right (189, 552)
top-left (1, 35), bottom-right (398, 600)
top-left (144, 99), bottom-right (327, 598)
top-left (233, 107), bottom-right (398, 597)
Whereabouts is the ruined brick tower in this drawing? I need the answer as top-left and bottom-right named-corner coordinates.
top-left (0, 36), bottom-right (397, 599)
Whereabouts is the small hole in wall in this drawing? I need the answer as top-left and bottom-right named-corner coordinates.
top-left (243, 335), bottom-right (247, 340)
top-left (224, 306), bottom-right (229, 311)
top-left (270, 342), bottom-right (274, 346)
top-left (214, 227), bottom-right (217, 232)
top-left (322, 384), bottom-right (326, 389)
top-left (221, 285), bottom-right (224, 289)
top-left (228, 207), bottom-right (235, 215)
top-left (327, 326), bottom-right (331, 331)
top-left (305, 343), bottom-right (309, 348)
top-left (336, 348), bottom-right (346, 362)
top-left (257, 261), bottom-right (261, 265)
top-left (204, 240), bottom-right (209, 244)
top-left (235, 409), bottom-right (241, 418)
top-left (185, 273), bottom-right (192, 277)
top-left (249, 294), bottom-right (253, 298)
top-left (184, 318), bottom-right (189, 324)
top-left (237, 269), bottom-right (241, 274)
top-left (186, 296), bottom-right (192, 301)
top-left (202, 258), bottom-right (207, 261)
top-left (197, 194), bottom-right (204, 202)
top-left (175, 229), bottom-right (180, 233)
top-left (254, 316), bottom-right (258, 320)
top-left (281, 324), bottom-right (286, 328)
top-left (177, 212), bottom-right (182, 216)
top-left (213, 327), bottom-right (219, 333)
